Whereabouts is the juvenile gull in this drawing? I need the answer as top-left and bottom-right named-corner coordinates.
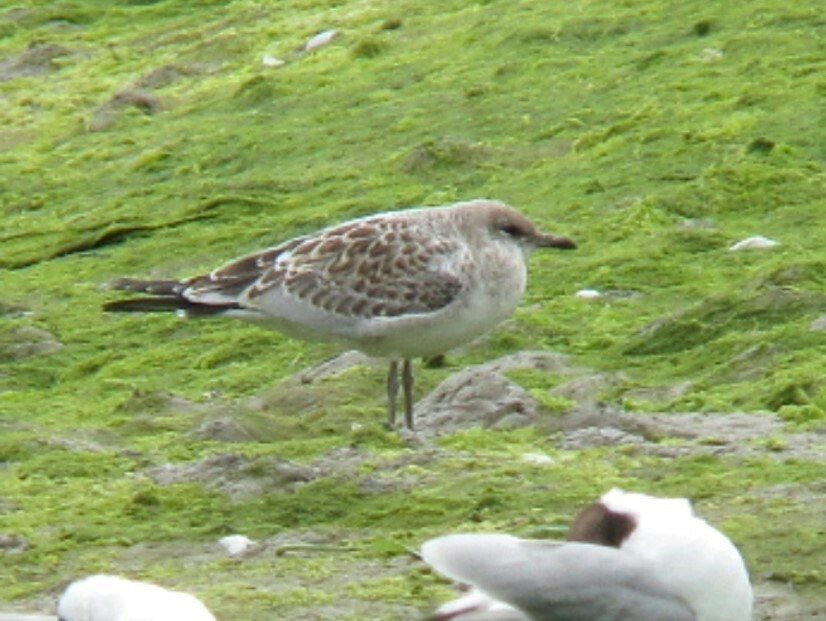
top-left (57, 574), bottom-right (216, 621)
top-left (103, 199), bottom-right (576, 429)
top-left (421, 488), bottom-right (753, 621)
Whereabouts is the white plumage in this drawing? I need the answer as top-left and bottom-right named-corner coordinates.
top-left (57, 575), bottom-right (216, 621)
top-left (422, 488), bottom-right (753, 621)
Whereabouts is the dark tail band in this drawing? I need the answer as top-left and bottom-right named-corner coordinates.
top-left (103, 297), bottom-right (240, 315)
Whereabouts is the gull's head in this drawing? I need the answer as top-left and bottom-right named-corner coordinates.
top-left (567, 488), bottom-right (695, 548)
top-left (600, 488), bottom-right (694, 522)
top-left (456, 199), bottom-right (577, 251)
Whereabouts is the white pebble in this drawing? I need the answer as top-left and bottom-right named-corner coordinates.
top-left (218, 534), bottom-right (257, 556)
top-left (522, 452), bottom-right (554, 465)
top-left (575, 289), bottom-right (602, 299)
top-left (699, 47), bottom-right (724, 62)
top-left (262, 54), bottom-right (286, 68)
top-left (305, 29), bottom-right (338, 51)
top-left (729, 235), bottom-right (779, 251)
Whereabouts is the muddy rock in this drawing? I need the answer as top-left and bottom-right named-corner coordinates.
top-left (146, 452), bottom-right (318, 500)
top-left (415, 352), bottom-right (574, 434)
top-left (0, 533), bottom-right (28, 553)
top-left (810, 315), bottom-right (826, 331)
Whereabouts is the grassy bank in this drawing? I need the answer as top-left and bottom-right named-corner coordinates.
top-left (1, 0), bottom-right (825, 617)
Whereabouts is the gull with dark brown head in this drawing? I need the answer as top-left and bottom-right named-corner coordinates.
top-left (104, 198), bottom-right (576, 430)
top-left (421, 488), bottom-right (753, 621)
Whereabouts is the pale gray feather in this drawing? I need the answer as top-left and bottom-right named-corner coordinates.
top-left (422, 534), bottom-right (696, 621)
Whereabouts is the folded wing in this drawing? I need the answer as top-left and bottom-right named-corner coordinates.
top-left (422, 534), bottom-right (696, 621)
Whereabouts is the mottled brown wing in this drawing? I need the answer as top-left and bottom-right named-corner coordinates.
top-left (245, 215), bottom-right (466, 319)
top-left (272, 268), bottom-right (464, 319)
top-left (181, 236), bottom-right (308, 303)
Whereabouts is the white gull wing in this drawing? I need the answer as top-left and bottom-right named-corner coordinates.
top-left (421, 534), bottom-right (696, 621)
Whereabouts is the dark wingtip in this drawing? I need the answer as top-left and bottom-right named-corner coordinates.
top-left (103, 296), bottom-right (241, 316)
top-left (103, 297), bottom-right (187, 313)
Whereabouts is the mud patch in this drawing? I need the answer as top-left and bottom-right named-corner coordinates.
top-left (0, 326), bottom-right (63, 360)
top-left (146, 452), bottom-right (318, 500)
top-left (754, 581), bottom-right (826, 621)
top-left (0, 43), bottom-right (72, 81)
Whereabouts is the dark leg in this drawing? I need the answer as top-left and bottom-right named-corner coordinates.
top-left (387, 360), bottom-right (399, 427)
top-left (402, 358), bottom-right (414, 430)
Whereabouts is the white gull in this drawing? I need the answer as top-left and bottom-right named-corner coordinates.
top-left (421, 488), bottom-right (753, 621)
top-left (104, 199), bottom-right (576, 430)
top-left (56, 574), bottom-right (216, 621)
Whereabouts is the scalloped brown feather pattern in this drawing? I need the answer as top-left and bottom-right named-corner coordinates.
top-left (219, 216), bottom-right (468, 319)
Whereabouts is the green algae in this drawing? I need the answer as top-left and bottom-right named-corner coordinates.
top-left (1, 0), bottom-right (826, 617)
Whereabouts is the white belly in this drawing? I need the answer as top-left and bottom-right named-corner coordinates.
top-left (351, 264), bottom-right (527, 358)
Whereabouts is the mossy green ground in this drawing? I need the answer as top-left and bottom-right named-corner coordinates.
top-left (1, 0), bottom-right (825, 617)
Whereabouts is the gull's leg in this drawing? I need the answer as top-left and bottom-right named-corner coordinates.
top-left (387, 360), bottom-right (400, 427)
top-left (402, 358), bottom-right (414, 430)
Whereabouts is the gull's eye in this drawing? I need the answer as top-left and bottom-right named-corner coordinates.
top-left (500, 221), bottom-right (524, 237)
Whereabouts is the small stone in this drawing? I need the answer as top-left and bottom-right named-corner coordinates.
top-left (809, 316), bottom-right (826, 332)
top-left (729, 235), bottom-right (779, 251)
